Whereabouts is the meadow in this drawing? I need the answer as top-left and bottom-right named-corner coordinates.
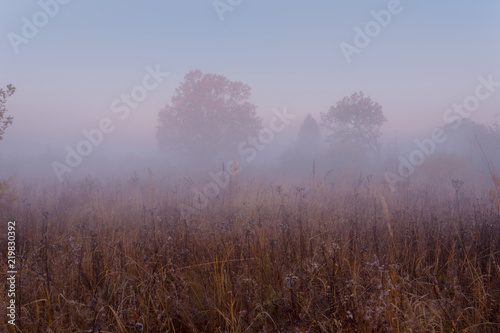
top-left (1, 170), bottom-right (499, 332)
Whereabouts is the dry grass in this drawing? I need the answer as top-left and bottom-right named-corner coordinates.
top-left (1, 173), bottom-right (499, 332)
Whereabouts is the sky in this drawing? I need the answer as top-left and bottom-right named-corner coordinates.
top-left (0, 0), bottom-right (499, 162)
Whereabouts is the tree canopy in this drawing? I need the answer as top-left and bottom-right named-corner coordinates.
top-left (157, 70), bottom-right (261, 163)
top-left (321, 91), bottom-right (386, 154)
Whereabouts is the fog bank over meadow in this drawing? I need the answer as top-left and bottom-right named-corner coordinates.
top-left (1, 0), bottom-right (500, 187)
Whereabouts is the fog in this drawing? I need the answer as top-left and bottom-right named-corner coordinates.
top-left (4, 2), bottom-right (500, 330)
top-left (1, 0), bottom-right (500, 190)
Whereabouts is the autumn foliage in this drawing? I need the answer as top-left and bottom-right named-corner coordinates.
top-left (157, 70), bottom-right (262, 163)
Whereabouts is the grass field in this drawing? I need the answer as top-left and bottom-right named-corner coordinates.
top-left (1, 172), bottom-right (499, 332)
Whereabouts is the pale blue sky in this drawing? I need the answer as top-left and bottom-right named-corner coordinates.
top-left (1, 0), bottom-right (499, 158)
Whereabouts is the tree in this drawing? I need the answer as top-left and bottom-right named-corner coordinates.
top-left (280, 114), bottom-right (323, 175)
top-left (157, 70), bottom-right (262, 163)
top-left (442, 118), bottom-right (500, 167)
top-left (297, 114), bottom-right (322, 152)
top-left (0, 84), bottom-right (16, 141)
top-left (321, 91), bottom-right (386, 155)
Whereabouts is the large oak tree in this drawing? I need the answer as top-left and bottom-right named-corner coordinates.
top-left (157, 70), bottom-right (261, 163)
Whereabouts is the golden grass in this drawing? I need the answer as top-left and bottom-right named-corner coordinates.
top-left (0, 174), bottom-right (499, 332)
